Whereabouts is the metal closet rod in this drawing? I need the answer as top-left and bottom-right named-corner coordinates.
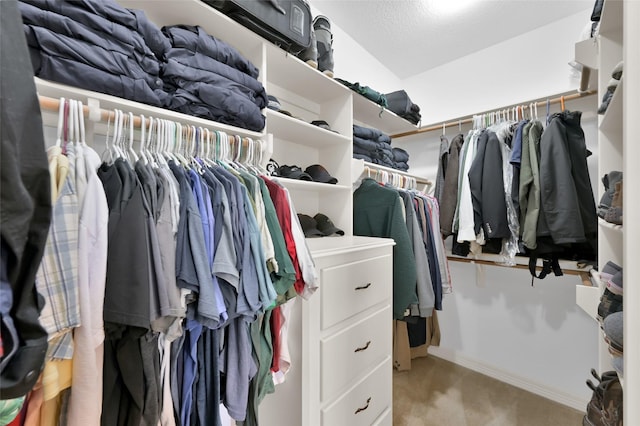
top-left (390, 89), bottom-right (597, 139)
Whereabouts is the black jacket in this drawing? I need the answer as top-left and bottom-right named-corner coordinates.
top-left (539, 111), bottom-right (597, 244)
top-left (468, 130), bottom-right (510, 240)
top-left (1, 0), bottom-right (52, 399)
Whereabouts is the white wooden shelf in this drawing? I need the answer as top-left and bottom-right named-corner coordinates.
top-left (266, 109), bottom-right (351, 147)
top-left (576, 282), bottom-right (601, 321)
top-left (598, 217), bottom-right (623, 232)
top-left (35, 78), bottom-right (265, 139)
top-left (351, 93), bottom-right (419, 136)
top-left (599, 78), bottom-right (623, 141)
top-left (575, 38), bottom-right (599, 70)
top-left (272, 177), bottom-right (351, 193)
top-left (445, 250), bottom-right (591, 274)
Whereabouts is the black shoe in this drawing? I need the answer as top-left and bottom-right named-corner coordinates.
top-left (597, 288), bottom-right (623, 323)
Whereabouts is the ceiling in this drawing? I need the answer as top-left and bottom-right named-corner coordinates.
top-left (313, 0), bottom-right (593, 80)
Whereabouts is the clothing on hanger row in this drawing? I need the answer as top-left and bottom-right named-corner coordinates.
top-left (435, 103), bottom-right (597, 279)
top-left (17, 98), bottom-right (319, 426)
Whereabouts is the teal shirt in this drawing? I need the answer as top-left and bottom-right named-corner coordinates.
top-left (353, 179), bottom-right (418, 319)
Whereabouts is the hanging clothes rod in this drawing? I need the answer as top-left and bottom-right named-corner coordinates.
top-left (37, 94), bottom-right (249, 142)
top-left (391, 89), bottom-right (597, 139)
top-left (446, 256), bottom-right (593, 285)
top-left (39, 94), bottom-right (143, 126)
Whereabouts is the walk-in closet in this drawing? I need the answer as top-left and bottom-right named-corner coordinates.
top-left (1, 0), bottom-right (636, 425)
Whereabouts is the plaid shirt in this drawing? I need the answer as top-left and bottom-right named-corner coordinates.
top-left (36, 144), bottom-right (80, 360)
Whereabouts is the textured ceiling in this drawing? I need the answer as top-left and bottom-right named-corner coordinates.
top-left (313, 0), bottom-right (593, 79)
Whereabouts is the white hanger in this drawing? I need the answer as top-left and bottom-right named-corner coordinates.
top-left (55, 97), bottom-right (66, 148)
top-left (128, 112), bottom-right (139, 164)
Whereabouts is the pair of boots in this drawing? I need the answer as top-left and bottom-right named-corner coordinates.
top-left (583, 369), bottom-right (623, 426)
top-left (297, 15), bottom-right (334, 77)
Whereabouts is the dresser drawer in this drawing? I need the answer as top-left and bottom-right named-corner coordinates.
top-left (321, 305), bottom-right (391, 401)
top-left (321, 358), bottom-right (392, 426)
top-left (320, 254), bottom-right (392, 330)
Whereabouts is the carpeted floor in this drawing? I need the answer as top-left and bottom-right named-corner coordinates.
top-left (393, 356), bottom-right (585, 426)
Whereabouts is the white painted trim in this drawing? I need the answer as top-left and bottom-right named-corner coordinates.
top-left (427, 347), bottom-right (589, 412)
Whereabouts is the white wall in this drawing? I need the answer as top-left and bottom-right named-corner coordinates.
top-left (402, 10), bottom-right (593, 125)
top-left (320, 5), bottom-right (600, 409)
top-left (310, 4), bottom-right (405, 96)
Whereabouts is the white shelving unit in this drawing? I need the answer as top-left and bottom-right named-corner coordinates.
top-left (111, 2), bottom-right (398, 425)
top-left (575, 2), bottom-right (639, 423)
top-left (623, 1), bottom-right (640, 423)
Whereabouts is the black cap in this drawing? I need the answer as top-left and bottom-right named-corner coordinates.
top-left (305, 164), bottom-right (338, 184)
top-left (310, 120), bottom-right (338, 133)
top-left (314, 213), bottom-right (344, 236)
top-left (297, 214), bottom-right (325, 237)
top-left (267, 95), bottom-right (281, 111)
top-left (278, 165), bottom-right (313, 181)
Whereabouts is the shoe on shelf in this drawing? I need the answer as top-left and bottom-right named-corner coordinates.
top-left (611, 60), bottom-right (623, 80)
top-left (296, 22), bottom-right (318, 69)
top-left (313, 15), bottom-right (334, 77)
top-left (597, 171), bottom-right (623, 218)
top-left (597, 288), bottom-right (622, 323)
top-left (604, 207), bottom-right (622, 225)
top-left (583, 372), bottom-right (623, 426)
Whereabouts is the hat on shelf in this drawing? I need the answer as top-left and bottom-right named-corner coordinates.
top-left (278, 165), bottom-right (313, 181)
top-left (297, 214), bottom-right (325, 238)
top-left (305, 164), bottom-right (338, 184)
top-left (607, 270), bottom-right (623, 296)
top-left (310, 120), bottom-right (338, 133)
top-left (603, 311), bottom-right (623, 354)
top-left (267, 95), bottom-right (281, 111)
top-left (314, 213), bottom-right (344, 236)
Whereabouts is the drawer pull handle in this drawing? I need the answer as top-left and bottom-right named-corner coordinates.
top-left (355, 282), bottom-right (372, 291)
top-left (354, 341), bottom-right (371, 352)
top-left (354, 397), bottom-right (372, 414)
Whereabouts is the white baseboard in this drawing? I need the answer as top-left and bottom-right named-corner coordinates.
top-left (427, 346), bottom-right (588, 412)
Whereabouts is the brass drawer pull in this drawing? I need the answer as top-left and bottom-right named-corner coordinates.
top-left (354, 341), bottom-right (371, 352)
top-left (355, 282), bottom-right (371, 290)
top-left (354, 397), bottom-right (372, 414)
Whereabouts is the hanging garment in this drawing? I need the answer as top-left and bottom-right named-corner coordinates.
top-left (67, 144), bottom-right (109, 426)
top-left (434, 135), bottom-right (449, 205)
top-left (439, 133), bottom-right (464, 237)
top-left (354, 179), bottom-right (418, 319)
top-left (468, 130), bottom-right (510, 246)
top-left (399, 191), bottom-right (434, 318)
top-left (0, 0), bottom-right (52, 399)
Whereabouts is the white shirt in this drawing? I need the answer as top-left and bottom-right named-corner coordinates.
top-left (67, 145), bottom-right (109, 426)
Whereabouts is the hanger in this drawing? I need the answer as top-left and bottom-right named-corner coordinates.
top-left (560, 96), bottom-right (566, 112)
top-left (138, 115), bottom-right (149, 165)
top-left (127, 112), bottom-right (139, 164)
top-left (442, 122), bottom-right (446, 136)
top-left (77, 100), bottom-right (87, 147)
top-left (55, 97), bottom-right (66, 148)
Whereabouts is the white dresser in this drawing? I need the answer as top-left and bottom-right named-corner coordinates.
top-left (260, 236), bottom-right (395, 426)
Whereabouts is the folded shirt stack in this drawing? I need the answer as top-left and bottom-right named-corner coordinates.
top-left (352, 124), bottom-right (409, 171)
top-left (161, 25), bottom-right (268, 132)
top-left (20, 0), bottom-right (168, 107)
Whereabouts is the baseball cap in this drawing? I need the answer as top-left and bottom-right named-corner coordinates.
top-left (297, 214), bottom-right (325, 237)
top-left (278, 165), bottom-right (313, 181)
top-left (314, 213), bottom-right (344, 236)
top-left (305, 164), bottom-right (338, 184)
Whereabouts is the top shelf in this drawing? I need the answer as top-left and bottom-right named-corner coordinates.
top-left (118, 0), bottom-right (265, 62)
top-left (352, 93), bottom-right (419, 136)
